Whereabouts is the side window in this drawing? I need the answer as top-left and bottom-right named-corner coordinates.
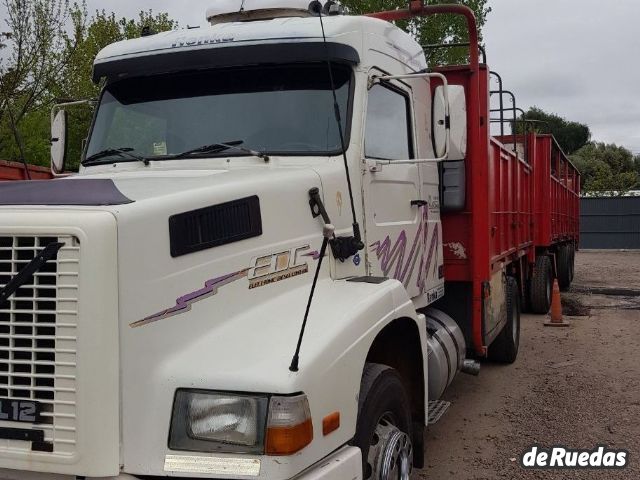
top-left (365, 83), bottom-right (413, 160)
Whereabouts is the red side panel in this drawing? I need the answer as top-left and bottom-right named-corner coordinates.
top-left (529, 135), bottom-right (580, 247)
top-left (488, 138), bottom-right (533, 270)
top-left (0, 161), bottom-right (53, 181)
top-left (438, 67), bottom-right (537, 354)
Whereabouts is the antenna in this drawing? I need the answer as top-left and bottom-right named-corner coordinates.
top-left (289, 1), bottom-right (361, 373)
top-left (289, 222), bottom-right (335, 372)
top-left (309, 0), bottom-right (363, 261)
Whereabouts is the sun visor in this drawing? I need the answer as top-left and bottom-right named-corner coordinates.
top-left (93, 42), bottom-right (360, 84)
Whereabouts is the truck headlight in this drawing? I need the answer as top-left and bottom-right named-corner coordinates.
top-left (169, 390), bottom-right (268, 454)
top-left (169, 390), bottom-right (313, 455)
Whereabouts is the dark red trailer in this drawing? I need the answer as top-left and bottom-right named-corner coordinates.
top-left (498, 133), bottom-right (581, 301)
top-left (371, 2), bottom-right (581, 358)
top-left (0, 160), bottom-right (53, 181)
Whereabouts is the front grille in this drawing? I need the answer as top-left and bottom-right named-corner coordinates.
top-left (0, 235), bottom-right (79, 456)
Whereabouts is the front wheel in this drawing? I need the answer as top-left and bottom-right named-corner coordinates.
top-left (353, 363), bottom-right (414, 480)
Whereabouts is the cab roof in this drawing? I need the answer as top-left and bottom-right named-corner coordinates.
top-left (92, 15), bottom-right (426, 83)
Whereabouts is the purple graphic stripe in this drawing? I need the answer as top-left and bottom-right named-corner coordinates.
top-left (130, 269), bottom-right (249, 328)
top-left (370, 208), bottom-right (441, 291)
top-left (303, 250), bottom-right (322, 260)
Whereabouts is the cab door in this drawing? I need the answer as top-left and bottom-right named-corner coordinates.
top-left (362, 72), bottom-right (424, 299)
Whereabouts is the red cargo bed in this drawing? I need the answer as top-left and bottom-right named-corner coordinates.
top-left (434, 65), bottom-right (580, 355)
top-left (0, 160), bottom-right (53, 181)
top-left (530, 135), bottom-right (580, 248)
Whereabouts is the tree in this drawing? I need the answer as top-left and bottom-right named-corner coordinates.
top-left (517, 107), bottom-right (591, 155)
top-left (570, 142), bottom-right (639, 196)
top-left (55, 10), bottom-right (177, 170)
top-left (0, 6), bottom-right (176, 169)
top-left (0, 0), bottom-right (86, 170)
top-left (340, 0), bottom-right (492, 66)
top-left (58, 9), bottom-right (176, 102)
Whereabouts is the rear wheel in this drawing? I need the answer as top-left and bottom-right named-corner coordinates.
top-left (489, 276), bottom-right (521, 363)
top-left (530, 255), bottom-right (553, 314)
top-left (353, 363), bottom-right (414, 480)
top-left (568, 244), bottom-right (576, 283)
top-left (557, 245), bottom-right (571, 291)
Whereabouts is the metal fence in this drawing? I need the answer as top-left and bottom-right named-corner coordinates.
top-left (580, 197), bottom-right (640, 249)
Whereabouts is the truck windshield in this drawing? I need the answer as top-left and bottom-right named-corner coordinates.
top-left (85, 63), bottom-right (352, 163)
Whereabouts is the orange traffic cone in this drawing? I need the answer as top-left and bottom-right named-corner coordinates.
top-left (544, 279), bottom-right (570, 327)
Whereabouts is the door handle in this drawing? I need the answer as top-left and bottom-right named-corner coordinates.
top-left (411, 200), bottom-right (428, 207)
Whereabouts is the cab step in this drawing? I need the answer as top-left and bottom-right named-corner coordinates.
top-left (427, 400), bottom-right (451, 425)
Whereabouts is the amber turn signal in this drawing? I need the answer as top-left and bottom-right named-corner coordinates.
top-left (322, 411), bottom-right (340, 436)
top-left (265, 418), bottom-right (313, 455)
top-left (265, 395), bottom-right (313, 456)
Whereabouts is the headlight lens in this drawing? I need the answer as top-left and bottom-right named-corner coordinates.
top-left (170, 390), bottom-right (268, 454)
top-left (188, 394), bottom-right (259, 444)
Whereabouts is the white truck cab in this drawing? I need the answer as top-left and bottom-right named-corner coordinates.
top-left (0, 2), bottom-right (481, 479)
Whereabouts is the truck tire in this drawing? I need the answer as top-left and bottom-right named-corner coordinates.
top-left (568, 244), bottom-right (576, 283)
top-left (557, 245), bottom-right (571, 291)
top-left (488, 277), bottom-right (520, 364)
top-left (530, 255), bottom-right (552, 314)
top-left (353, 363), bottom-right (414, 480)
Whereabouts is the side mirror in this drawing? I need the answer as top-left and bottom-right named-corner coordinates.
top-left (51, 109), bottom-right (68, 174)
top-left (435, 85), bottom-right (468, 211)
top-left (433, 85), bottom-right (467, 161)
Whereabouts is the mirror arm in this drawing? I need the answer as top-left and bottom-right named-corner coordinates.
top-left (50, 99), bottom-right (95, 124)
top-left (369, 158), bottom-right (445, 171)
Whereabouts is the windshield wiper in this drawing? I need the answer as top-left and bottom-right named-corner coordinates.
top-left (83, 147), bottom-right (150, 166)
top-left (172, 140), bottom-right (270, 162)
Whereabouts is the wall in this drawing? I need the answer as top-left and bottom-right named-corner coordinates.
top-left (580, 197), bottom-right (640, 249)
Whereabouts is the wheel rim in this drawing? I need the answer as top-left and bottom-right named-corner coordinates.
top-left (367, 415), bottom-right (413, 480)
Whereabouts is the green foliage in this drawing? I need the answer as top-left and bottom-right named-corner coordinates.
top-left (56, 9), bottom-right (177, 170)
top-left (0, 0), bottom-right (85, 167)
top-left (570, 142), bottom-right (640, 196)
top-left (0, 2), bottom-right (177, 169)
top-left (59, 9), bottom-right (177, 101)
top-left (340, 0), bottom-right (491, 66)
top-left (516, 107), bottom-right (591, 155)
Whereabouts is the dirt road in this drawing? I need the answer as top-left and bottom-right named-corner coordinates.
top-left (418, 251), bottom-right (640, 479)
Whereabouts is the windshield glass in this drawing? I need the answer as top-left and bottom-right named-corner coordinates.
top-left (85, 63), bottom-right (352, 162)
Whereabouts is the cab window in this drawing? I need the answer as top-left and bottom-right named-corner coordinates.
top-left (364, 83), bottom-right (413, 160)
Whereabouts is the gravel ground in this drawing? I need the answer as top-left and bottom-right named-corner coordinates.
top-left (417, 250), bottom-right (640, 479)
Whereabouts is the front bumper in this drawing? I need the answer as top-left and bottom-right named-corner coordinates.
top-left (0, 446), bottom-right (362, 480)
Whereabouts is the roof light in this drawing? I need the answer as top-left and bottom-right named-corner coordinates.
top-left (207, 0), bottom-right (314, 25)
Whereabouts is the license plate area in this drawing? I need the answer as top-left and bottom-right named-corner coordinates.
top-left (0, 399), bottom-right (41, 424)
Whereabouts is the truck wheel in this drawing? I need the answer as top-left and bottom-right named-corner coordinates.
top-left (568, 244), bottom-right (576, 283)
top-left (489, 277), bottom-right (520, 363)
top-left (530, 255), bottom-right (552, 314)
top-left (557, 245), bottom-right (571, 291)
top-left (353, 363), bottom-right (413, 480)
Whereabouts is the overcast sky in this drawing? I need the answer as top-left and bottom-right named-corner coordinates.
top-left (5, 0), bottom-right (639, 152)
top-left (484, 0), bottom-right (640, 153)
